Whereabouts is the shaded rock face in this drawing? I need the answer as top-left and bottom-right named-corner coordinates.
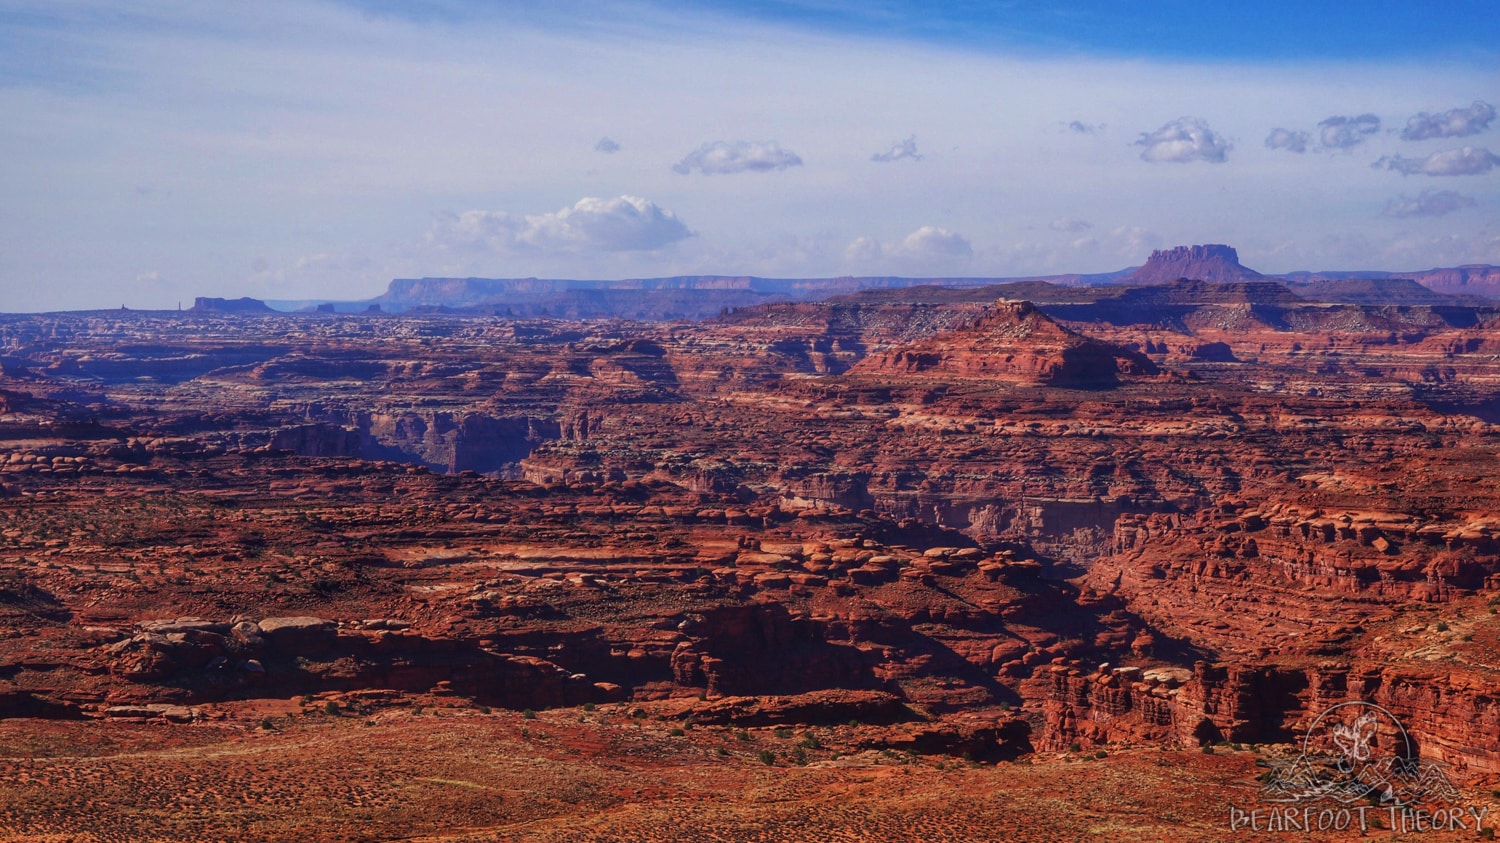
top-left (268, 423), bottom-right (362, 458)
top-left (1127, 244), bottom-right (1262, 284)
top-left (346, 412), bottom-right (560, 475)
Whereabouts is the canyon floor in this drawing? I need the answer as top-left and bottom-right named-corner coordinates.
top-left (3, 277), bottom-right (1500, 840)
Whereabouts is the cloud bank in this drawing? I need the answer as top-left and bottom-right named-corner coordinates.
top-left (1134, 117), bottom-right (1229, 163)
top-left (844, 225), bottom-right (973, 265)
top-left (1383, 190), bottom-right (1476, 218)
top-left (1374, 147), bottom-right (1500, 176)
top-left (1401, 101), bottom-right (1496, 141)
top-left (673, 140), bottom-right (803, 175)
top-left (1265, 128), bottom-right (1309, 153)
top-left (1317, 113), bottom-right (1380, 150)
top-left (1050, 218), bottom-right (1093, 233)
top-left (430, 196), bottom-right (692, 254)
top-left (871, 136), bottom-right (922, 163)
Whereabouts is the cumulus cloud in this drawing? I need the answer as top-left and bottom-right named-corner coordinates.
top-left (843, 226), bottom-right (973, 265)
top-left (1374, 146), bottom-right (1500, 176)
top-left (1067, 120), bottom-right (1103, 135)
top-left (1050, 218), bottom-right (1092, 233)
top-left (899, 225), bottom-right (972, 259)
top-left (1383, 190), bottom-right (1476, 218)
top-left (871, 135), bottom-right (922, 163)
top-left (1401, 101), bottom-right (1496, 141)
top-left (430, 195), bottom-right (692, 254)
top-left (1265, 128), bottom-right (1309, 153)
top-left (843, 235), bottom-right (883, 263)
top-left (672, 140), bottom-right (802, 175)
top-left (1134, 117), bottom-right (1230, 163)
top-left (1317, 113), bottom-right (1381, 150)
top-left (594, 136), bottom-right (620, 154)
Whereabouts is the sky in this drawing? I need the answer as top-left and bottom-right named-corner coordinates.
top-left (1, 1), bottom-right (1498, 311)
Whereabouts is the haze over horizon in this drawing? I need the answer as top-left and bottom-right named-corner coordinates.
top-left (2, 0), bottom-right (1498, 312)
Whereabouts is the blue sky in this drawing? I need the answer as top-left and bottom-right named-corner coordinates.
top-left (1, 0), bottom-right (1498, 310)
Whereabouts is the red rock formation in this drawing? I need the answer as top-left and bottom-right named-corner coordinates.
top-left (853, 301), bottom-right (1156, 387)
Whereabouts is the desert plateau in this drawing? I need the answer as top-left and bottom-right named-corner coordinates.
top-left (0, 244), bottom-right (1498, 839)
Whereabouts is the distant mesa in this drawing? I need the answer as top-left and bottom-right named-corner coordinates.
top-left (181, 247), bottom-right (1500, 324)
top-left (190, 296), bottom-right (275, 314)
top-left (1126, 244), bottom-right (1263, 284)
top-left (1283, 277), bottom-right (1482, 306)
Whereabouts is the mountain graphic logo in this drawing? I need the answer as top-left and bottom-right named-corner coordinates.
top-left (1261, 701), bottom-right (1460, 806)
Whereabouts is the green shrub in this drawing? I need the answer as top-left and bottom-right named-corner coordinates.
top-left (522, 709), bottom-right (537, 720)
top-left (758, 749), bottom-right (776, 766)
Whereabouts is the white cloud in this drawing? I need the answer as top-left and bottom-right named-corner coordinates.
top-left (1067, 120), bottom-right (1103, 135)
top-left (1374, 146), bottom-right (1500, 176)
top-left (1401, 101), bottom-right (1496, 141)
top-left (1134, 117), bottom-right (1230, 163)
top-left (672, 140), bottom-right (803, 175)
top-left (1317, 113), bottom-right (1380, 150)
top-left (1383, 190), bottom-right (1476, 218)
top-left (430, 195), bottom-right (692, 254)
top-left (898, 225), bottom-right (972, 259)
top-left (1050, 217), bottom-right (1092, 233)
top-left (871, 135), bottom-right (922, 163)
top-left (1265, 127), bottom-right (1309, 153)
top-left (843, 235), bottom-right (883, 263)
top-left (594, 136), bottom-right (621, 154)
top-left (842, 226), bottom-right (972, 269)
